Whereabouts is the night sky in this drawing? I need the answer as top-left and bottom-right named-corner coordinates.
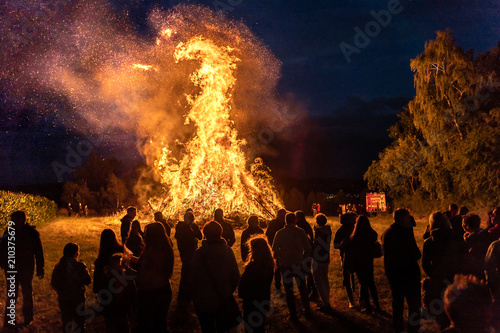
top-left (1, 0), bottom-right (499, 186)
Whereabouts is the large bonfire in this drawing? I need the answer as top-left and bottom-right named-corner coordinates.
top-left (42, 4), bottom-right (285, 221)
top-left (146, 36), bottom-right (282, 220)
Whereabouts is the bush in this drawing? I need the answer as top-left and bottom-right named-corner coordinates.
top-left (0, 191), bottom-right (57, 230)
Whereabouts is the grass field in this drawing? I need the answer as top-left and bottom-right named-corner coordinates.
top-left (0, 214), bottom-right (443, 333)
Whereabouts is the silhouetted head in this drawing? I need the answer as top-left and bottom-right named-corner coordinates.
top-left (444, 275), bottom-right (491, 332)
top-left (184, 211), bottom-right (194, 225)
top-left (11, 210), bottom-right (26, 228)
top-left (429, 211), bottom-right (451, 231)
top-left (154, 211), bottom-right (163, 221)
top-left (459, 206), bottom-right (469, 216)
top-left (247, 215), bottom-right (259, 228)
top-left (186, 208), bottom-right (194, 213)
top-left (340, 212), bottom-right (356, 226)
top-left (130, 220), bottom-right (142, 236)
top-left (246, 235), bottom-right (273, 270)
top-left (294, 210), bottom-right (306, 225)
top-left (285, 212), bottom-right (296, 225)
top-left (315, 213), bottom-right (327, 226)
top-left (144, 222), bottom-right (169, 247)
top-left (143, 222), bottom-right (174, 279)
top-left (98, 229), bottom-right (122, 257)
top-left (352, 215), bottom-right (375, 237)
top-left (214, 208), bottom-right (224, 222)
top-left (63, 243), bottom-right (79, 258)
top-left (394, 208), bottom-right (411, 227)
top-left (463, 214), bottom-right (481, 233)
top-left (449, 204), bottom-right (458, 216)
top-left (203, 220), bottom-right (223, 240)
top-left (276, 209), bottom-right (286, 222)
top-left (127, 206), bottom-right (137, 218)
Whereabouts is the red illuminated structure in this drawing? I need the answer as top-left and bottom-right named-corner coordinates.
top-left (366, 192), bottom-right (387, 213)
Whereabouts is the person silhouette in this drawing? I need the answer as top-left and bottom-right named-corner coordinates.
top-left (214, 208), bottom-right (236, 247)
top-left (51, 243), bottom-right (90, 333)
top-left (1, 211), bottom-right (45, 328)
top-left (382, 208), bottom-right (421, 333)
top-left (240, 215), bottom-right (264, 262)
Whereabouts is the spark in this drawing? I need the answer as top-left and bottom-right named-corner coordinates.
top-left (132, 64), bottom-right (156, 71)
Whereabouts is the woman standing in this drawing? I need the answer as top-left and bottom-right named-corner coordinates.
top-left (93, 229), bottom-right (130, 294)
top-left (341, 215), bottom-right (381, 313)
top-left (136, 222), bottom-right (175, 332)
top-left (126, 220), bottom-right (145, 257)
top-left (238, 236), bottom-right (274, 333)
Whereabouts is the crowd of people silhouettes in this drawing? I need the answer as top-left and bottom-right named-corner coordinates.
top-left (1, 204), bottom-right (500, 333)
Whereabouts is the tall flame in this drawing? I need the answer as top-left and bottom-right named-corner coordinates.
top-left (149, 36), bottom-right (282, 220)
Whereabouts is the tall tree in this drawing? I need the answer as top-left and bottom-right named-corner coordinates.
top-left (365, 31), bottom-right (500, 206)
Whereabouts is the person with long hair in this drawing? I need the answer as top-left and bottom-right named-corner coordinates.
top-left (126, 220), bottom-right (145, 258)
top-left (136, 222), bottom-right (175, 332)
top-left (238, 236), bottom-right (274, 333)
top-left (341, 215), bottom-right (381, 314)
top-left (93, 229), bottom-right (130, 294)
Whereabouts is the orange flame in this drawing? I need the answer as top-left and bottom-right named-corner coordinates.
top-left (132, 64), bottom-right (157, 71)
top-left (149, 36), bottom-right (282, 220)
